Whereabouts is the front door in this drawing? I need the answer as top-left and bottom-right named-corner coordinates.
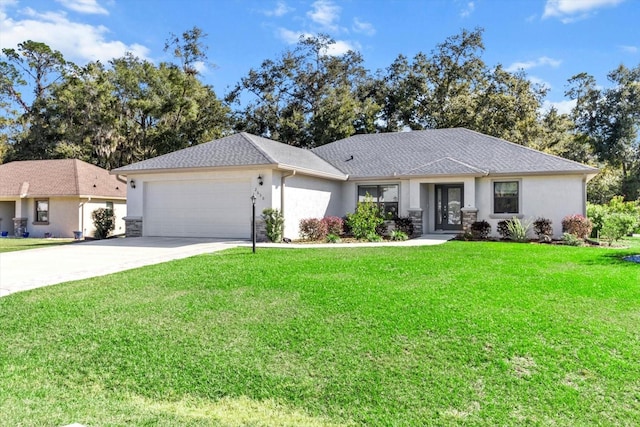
top-left (435, 185), bottom-right (464, 231)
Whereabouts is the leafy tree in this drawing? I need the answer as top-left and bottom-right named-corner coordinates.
top-left (227, 34), bottom-right (377, 147)
top-left (567, 65), bottom-right (640, 200)
top-left (0, 41), bottom-right (72, 160)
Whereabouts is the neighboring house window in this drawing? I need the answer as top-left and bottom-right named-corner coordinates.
top-left (494, 181), bottom-right (519, 214)
top-left (358, 184), bottom-right (399, 217)
top-left (106, 201), bottom-right (114, 215)
top-left (35, 199), bottom-right (49, 224)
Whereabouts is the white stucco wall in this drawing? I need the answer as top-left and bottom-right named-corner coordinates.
top-left (80, 199), bottom-right (127, 238)
top-left (281, 174), bottom-right (343, 239)
top-left (476, 174), bottom-right (587, 238)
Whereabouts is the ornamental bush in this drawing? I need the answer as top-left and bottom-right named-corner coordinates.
top-left (346, 194), bottom-right (384, 240)
top-left (92, 208), bottom-right (115, 239)
top-left (262, 208), bottom-right (284, 243)
top-left (497, 220), bottom-right (511, 239)
top-left (299, 218), bottom-right (328, 241)
top-left (394, 217), bottom-right (414, 236)
top-left (561, 214), bottom-right (592, 239)
top-left (533, 217), bottom-right (553, 238)
top-left (601, 212), bottom-right (637, 244)
top-left (505, 217), bottom-right (532, 242)
top-left (470, 220), bottom-right (491, 240)
top-left (321, 216), bottom-right (344, 236)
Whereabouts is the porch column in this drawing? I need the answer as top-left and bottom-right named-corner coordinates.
top-left (461, 207), bottom-right (478, 232)
top-left (124, 216), bottom-right (143, 237)
top-left (13, 217), bottom-right (27, 237)
top-left (407, 209), bottom-right (423, 237)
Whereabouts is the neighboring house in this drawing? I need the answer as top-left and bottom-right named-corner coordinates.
top-left (113, 128), bottom-right (598, 240)
top-left (0, 159), bottom-right (127, 238)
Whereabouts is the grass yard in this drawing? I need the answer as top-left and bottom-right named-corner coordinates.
top-left (0, 239), bottom-right (639, 426)
top-left (0, 237), bottom-right (74, 253)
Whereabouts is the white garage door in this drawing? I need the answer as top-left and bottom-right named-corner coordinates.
top-left (144, 179), bottom-right (252, 238)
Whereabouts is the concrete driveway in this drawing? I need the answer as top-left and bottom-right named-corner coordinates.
top-left (0, 237), bottom-right (242, 297)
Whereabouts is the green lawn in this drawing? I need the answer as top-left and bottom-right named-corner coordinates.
top-left (0, 237), bottom-right (74, 253)
top-left (0, 239), bottom-right (639, 426)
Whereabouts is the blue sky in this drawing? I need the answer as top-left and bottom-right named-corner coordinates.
top-left (1, 0), bottom-right (638, 114)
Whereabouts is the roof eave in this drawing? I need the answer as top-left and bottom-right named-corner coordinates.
top-left (111, 163), bottom-right (277, 175)
top-left (488, 169), bottom-right (599, 177)
top-left (276, 164), bottom-right (348, 181)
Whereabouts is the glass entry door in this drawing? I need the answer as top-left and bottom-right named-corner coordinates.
top-left (435, 185), bottom-right (464, 230)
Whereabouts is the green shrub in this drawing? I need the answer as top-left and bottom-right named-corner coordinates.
top-left (262, 208), bottom-right (284, 243)
top-left (366, 232), bottom-right (383, 242)
top-left (497, 220), bottom-right (511, 239)
top-left (326, 233), bottom-right (341, 243)
top-left (394, 217), bottom-right (414, 236)
top-left (470, 220), bottom-right (491, 240)
top-left (299, 218), bottom-right (328, 241)
top-left (505, 217), bottom-right (532, 242)
top-left (533, 217), bottom-right (553, 238)
top-left (588, 196), bottom-right (640, 237)
top-left (587, 203), bottom-right (607, 237)
top-left (390, 230), bottom-right (408, 241)
top-left (562, 214), bottom-right (592, 239)
top-left (321, 216), bottom-right (344, 236)
top-left (562, 232), bottom-right (581, 246)
top-left (346, 194), bottom-right (384, 240)
top-left (601, 212), bottom-right (637, 244)
top-left (92, 208), bottom-right (115, 239)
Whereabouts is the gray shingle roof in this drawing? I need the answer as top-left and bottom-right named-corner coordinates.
top-left (113, 132), bottom-right (347, 179)
top-left (312, 128), bottom-right (598, 178)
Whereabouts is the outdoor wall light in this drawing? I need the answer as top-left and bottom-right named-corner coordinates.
top-left (258, 175), bottom-right (264, 186)
top-left (130, 179), bottom-right (136, 189)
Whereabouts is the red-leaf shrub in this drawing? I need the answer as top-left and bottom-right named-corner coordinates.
top-left (561, 214), bottom-right (592, 239)
top-left (533, 217), bottom-right (553, 238)
top-left (299, 218), bottom-right (328, 241)
top-left (321, 216), bottom-right (344, 236)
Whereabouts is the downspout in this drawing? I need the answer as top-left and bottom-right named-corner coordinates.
top-left (281, 170), bottom-right (296, 236)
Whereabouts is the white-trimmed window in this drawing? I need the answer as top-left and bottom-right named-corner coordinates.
top-left (358, 184), bottom-right (399, 217)
top-left (35, 199), bottom-right (49, 224)
top-left (493, 181), bottom-right (519, 214)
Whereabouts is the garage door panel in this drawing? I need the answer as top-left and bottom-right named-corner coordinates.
top-left (144, 180), bottom-right (251, 238)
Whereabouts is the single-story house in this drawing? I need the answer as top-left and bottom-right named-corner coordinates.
top-left (112, 128), bottom-right (598, 240)
top-left (0, 159), bottom-right (127, 238)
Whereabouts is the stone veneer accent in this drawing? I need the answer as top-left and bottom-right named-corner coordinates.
top-left (461, 207), bottom-right (478, 232)
top-left (13, 217), bottom-right (27, 237)
top-left (124, 216), bottom-right (143, 237)
top-left (407, 209), bottom-right (423, 237)
top-left (254, 217), bottom-right (267, 242)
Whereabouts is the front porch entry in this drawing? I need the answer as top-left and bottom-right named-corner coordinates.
top-left (435, 184), bottom-right (464, 231)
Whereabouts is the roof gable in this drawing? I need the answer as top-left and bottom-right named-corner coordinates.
top-left (113, 132), bottom-right (347, 179)
top-left (0, 159), bottom-right (126, 198)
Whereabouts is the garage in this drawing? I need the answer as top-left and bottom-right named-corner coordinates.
top-left (143, 179), bottom-right (252, 238)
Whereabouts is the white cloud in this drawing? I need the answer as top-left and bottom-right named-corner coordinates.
top-left (506, 56), bottom-right (562, 72)
top-left (55, 0), bottom-right (108, 15)
top-left (542, 99), bottom-right (576, 115)
top-left (460, 1), bottom-right (475, 18)
top-left (543, 0), bottom-right (625, 21)
top-left (277, 28), bottom-right (311, 44)
top-left (0, 5), bottom-right (150, 64)
top-left (276, 28), bottom-right (355, 56)
top-left (263, 1), bottom-right (292, 17)
top-left (620, 45), bottom-right (638, 54)
top-left (352, 18), bottom-right (375, 36)
top-left (307, 0), bottom-right (340, 31)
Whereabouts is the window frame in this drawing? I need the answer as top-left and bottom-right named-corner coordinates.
top-left (491, 180), bottom-right (522, 217)
top-left (357, 184), bottom-right (400, 218)
top-left (34, 198), bottom-right (50, 225)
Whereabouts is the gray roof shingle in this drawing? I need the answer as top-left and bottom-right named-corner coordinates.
top-left (312, 128), bottom-right (598, 178)
top-left (113, 132), bottom-right (347, 179)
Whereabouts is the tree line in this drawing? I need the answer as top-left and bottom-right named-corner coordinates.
top-left (1, 27), bottom-right (638, 200)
